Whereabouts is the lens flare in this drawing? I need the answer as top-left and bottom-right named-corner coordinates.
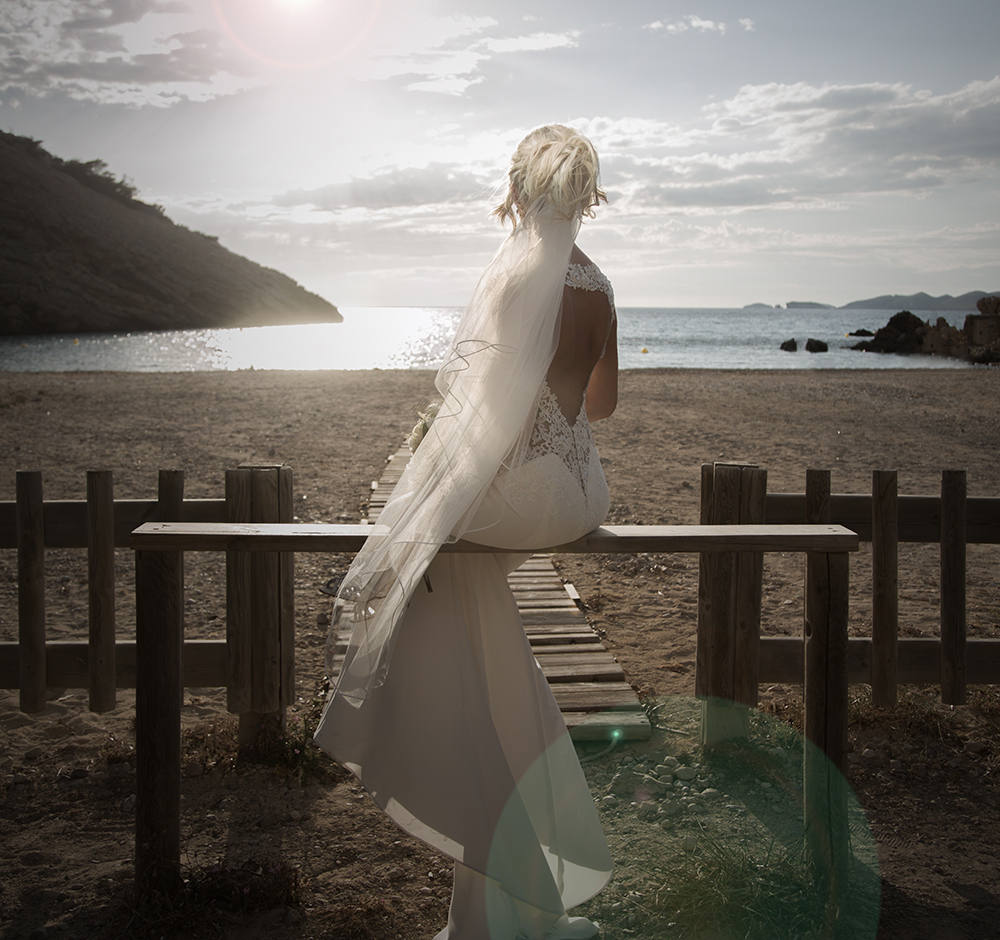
top-left (211, 0), bottom-right (383, 70)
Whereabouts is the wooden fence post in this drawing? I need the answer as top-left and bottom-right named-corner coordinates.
top-left (16, 471), bottom-right (46, 713)
top-left (134, 469), bottom-right (185, 898)
top-left (940, 469), bottom-right (967, 705)
top-left (697, 462), bottom-right (765, 745)
top-left (871, 470), bottom-right (898, 706)
top-left (226, 463), bottom-right (295, 745)
top-left (803, 469), bottom-right (849, 901)
top-left (87, 470), bottom-right (116, 712)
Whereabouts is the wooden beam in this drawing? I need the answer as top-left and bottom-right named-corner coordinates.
top-left (940, 470), bottom-right (968, 705)
top-left (87, 470), bottom-right (117, 712)
top-left (130, 521), bottom-right (860, 554)
top-left (871, 470), bottom-right (899, 707)
top-left (17, 471), bottom-right (46, 714)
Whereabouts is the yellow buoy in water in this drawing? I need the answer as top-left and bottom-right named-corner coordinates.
top-left (641, 347), bottom-right (648, 353)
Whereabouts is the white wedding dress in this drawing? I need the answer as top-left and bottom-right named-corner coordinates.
top-left (314, 262), bottom-right (616, 940)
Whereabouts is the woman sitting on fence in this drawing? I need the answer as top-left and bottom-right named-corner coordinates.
top-left (314, 124), bottom-right (619, 940)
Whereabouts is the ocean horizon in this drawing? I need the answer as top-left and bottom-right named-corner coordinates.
top-left (0, 306), bottom-right (976, 373)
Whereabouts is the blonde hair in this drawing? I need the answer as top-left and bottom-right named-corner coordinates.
top-left (492, 124), bottom-right (607, 226)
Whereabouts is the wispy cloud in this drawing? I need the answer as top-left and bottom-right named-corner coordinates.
top-left (593, 77), bottom-right (1000, 215)
top-left (0, 0), bottom-right (253, 105)
top-left (643, 15), bottom-right (729, 35)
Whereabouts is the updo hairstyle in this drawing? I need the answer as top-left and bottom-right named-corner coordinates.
top-left (492, 124), bottom-right (607, 226)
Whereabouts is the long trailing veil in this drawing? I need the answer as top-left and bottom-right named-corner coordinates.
top-left (326, 200), bottom-right (580, 708)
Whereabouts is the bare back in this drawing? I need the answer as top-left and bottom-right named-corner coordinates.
top-left (545, 246), bottom-right (619, 424)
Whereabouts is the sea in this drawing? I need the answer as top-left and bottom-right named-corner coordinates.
top-left (0, 307), bottom-right (976, 373)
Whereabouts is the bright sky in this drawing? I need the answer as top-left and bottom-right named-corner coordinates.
top-left (2, 0), bottom-right (999, 308)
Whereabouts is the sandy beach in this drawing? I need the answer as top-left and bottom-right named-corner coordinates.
top-left (1, 366), bottom-right (998, 939)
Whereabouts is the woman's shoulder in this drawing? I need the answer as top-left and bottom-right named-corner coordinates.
top-left (564, 253), bottom-right (614, 308)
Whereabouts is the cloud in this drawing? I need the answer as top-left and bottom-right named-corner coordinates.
top-left (643, 15), bottom-right (728, 35)
top-left (0, 0), bottom-right (253, 105)
top-left (591, 77), bottom-right (1000, 215)
top-left (273, 163), bottom-right (496, 211)
top-left (480, 31), bottom-right (579, 54)
top-left (361, 18), bottom-right (581, 96)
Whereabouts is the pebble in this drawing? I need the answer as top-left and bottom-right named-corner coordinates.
top-left (660, 756), bottom-right (679, 769)
top-left (638, 800), bottom-right (658, 817)
top-left (698, 788), bottom-right (720, 801)
top-left (659, 800), bottom-right (682, 817)
top-left (674, 766), bottom-right (697, 781)
top-left (681, 836), bottom-right (697, 853)
top-left (121, 794), bottom-right (137, 813)
top-left (24, 746), bottom-right (44, 761)
top-left (862, 748), bottom-right (878, 760)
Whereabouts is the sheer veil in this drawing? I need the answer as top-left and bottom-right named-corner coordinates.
top-left (327, 200), bottom-right (580, 707)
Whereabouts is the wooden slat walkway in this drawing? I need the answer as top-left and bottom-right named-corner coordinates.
top-left (341, 446), bottom-right (650, 742)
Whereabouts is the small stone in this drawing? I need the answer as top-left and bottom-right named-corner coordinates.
top-left (659, 800), bottom-right (682, 817)
top-left (759, 781), bottom-right (772, 789)
top-left (771, 747), bottom-right (788, 761)
top-left (661, 756), bottom-right (679, 768)
top-left (70, 767), bottom-right (89, 779)
top-left (698, 788), bottom-right (720, 800)
top-left (121, 794), bottom-right (137, 813)
top-left (24, 746), bottom-right (44, 761)
top-left (674, 766), bottom-right (697, 781)
top-left (638, 800), bottom-right (658, 817)
top-left (288, 810), bottom-right (302, 822)
top-left (12, 773), bottom-right (29, 785)
top-left (889, 759), bottom-right (904, 773)
top-left (964, 741), bottom-right (988, 754)
top-left (681, 836), bottom-right (697, 853)
top-left (862, 748), bottom-right (878, 760)
top-left (653, 764), bottom-right (673, 776)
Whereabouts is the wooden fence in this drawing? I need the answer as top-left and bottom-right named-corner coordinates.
top-left (0, 465), bottom-right (294, 738)
top-left (698, 464), bottom-right (1000, 716)
top-left (762, 468), bottom-right (998, 705)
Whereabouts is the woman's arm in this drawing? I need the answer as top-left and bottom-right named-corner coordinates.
top-left (585, 317), bottom-right (618, 421)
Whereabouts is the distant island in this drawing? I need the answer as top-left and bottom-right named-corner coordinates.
top-left (744, 291), bottom-right (999, 312)
top-left (839, 291), bottom-right (999, 311)
top-left (0, 130), bottom-right (340, 335)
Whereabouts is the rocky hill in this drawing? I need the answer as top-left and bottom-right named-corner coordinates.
top-left (840, 291), bottom-right (998, 311)
top-left (0, 131), bottom-right (340, 335)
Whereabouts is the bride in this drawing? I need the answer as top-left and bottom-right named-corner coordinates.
top-left (314, 125), bottom-right (619, 940)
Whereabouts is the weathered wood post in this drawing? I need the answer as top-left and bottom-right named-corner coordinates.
top-left (871, 470), bottom-right (898, 706)
top-left (87, 470), bottom-right (117, 712)
top-left (803, 469), bottom-right (849, 905)
top-left (134, 470), bottom-right (185, 898)
top-left (16, 470), bottom-right (46, 714)
top-left (940, 469), bottom-right (967, 705)
top-left (225, 463), bottom-right (295, 745)
top-left (697, 461), bottom-right (766, 744)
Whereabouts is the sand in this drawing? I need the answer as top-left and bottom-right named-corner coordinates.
top-left (1, 366), bottom-right (998, 939)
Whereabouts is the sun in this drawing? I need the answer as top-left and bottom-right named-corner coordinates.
top-left (212, 0), bottom-right (383, 70)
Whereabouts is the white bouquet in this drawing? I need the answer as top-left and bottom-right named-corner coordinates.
top-left (407, 401), bottom-right (441, 453)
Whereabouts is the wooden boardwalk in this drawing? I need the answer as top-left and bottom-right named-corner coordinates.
top-left (340, 446), bottom-right (651, 742)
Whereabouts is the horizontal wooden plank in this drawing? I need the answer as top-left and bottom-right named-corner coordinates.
top-left (765, 493), bottom-right (1000, 544)
top-left (539, 663), bottom-right (626, 682)
top-left (130, 522), bottom-right (860, 554)
top-left (552, 685), bottom-right (642, 710)
top-left (0, 499), bottom-right (228, 549)
top-left (566, 710), bottom-right (651, 741)
top-left (758, 636), bottom-right (1000, 686)
top-left (0, 640), bottom-right (227, 690)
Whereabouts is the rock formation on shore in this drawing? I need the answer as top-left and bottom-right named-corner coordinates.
top-left (0, 131), bottom-right (340, 335)
top-left (851, 305), bottom-right (1000, 364)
